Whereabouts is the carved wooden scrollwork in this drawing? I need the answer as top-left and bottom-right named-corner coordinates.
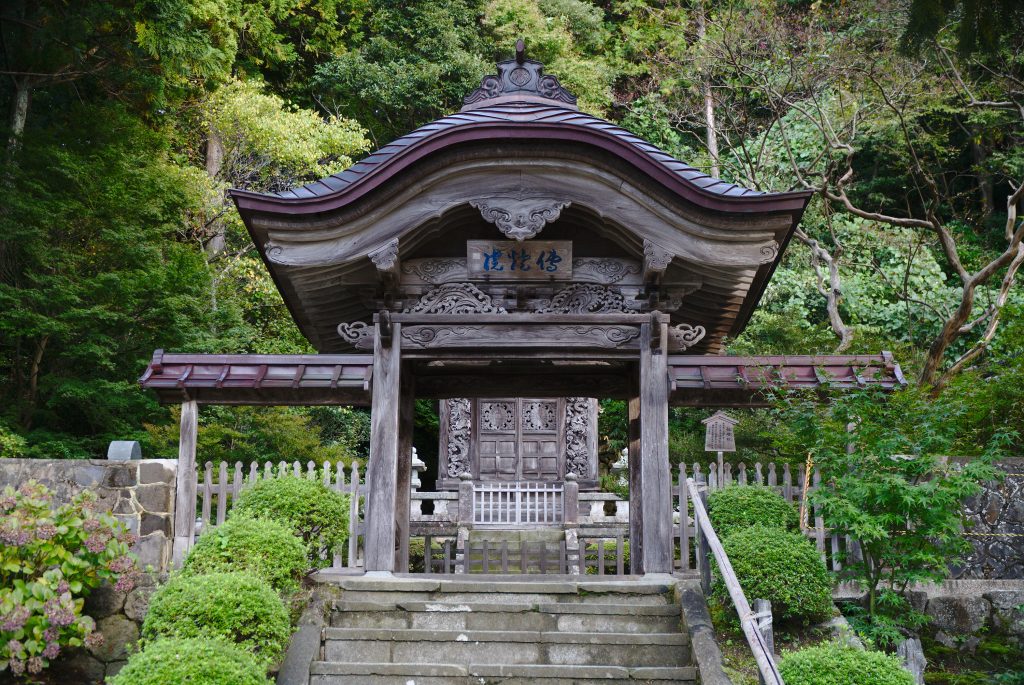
top-left (643, 239), bottom-right (674, 283)
top-left (368, 238), bottom-right (399, 271)
top-left (480, 401), bottom-right (516, 432)
top-left (668, 323), bottom-right (707, 351)
top-left (759, 241), bottom-right (780, 264)
top-left (533, 284), bottom-right (632, 314)
top-left (564, 397), bottom-right (592, 478)
top-left (572, 258), bottom-right (642, 285)
top-left (521, 401), bottom-right (556, 431)
top-left (400, 258), bottom-right (466, 284)
top-left (336, 321), bottom-right (374, 349)
top-left (404, 283), bottom-right (507, 314)
top-left (445, 399), bottom-right (472, 477)
top-left (471, 198), bottom-right (570, 241)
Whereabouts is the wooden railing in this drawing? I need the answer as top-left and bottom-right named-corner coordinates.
top-left (671, 461), bottom-right (855, 575)
top-left (688, 476), bottom-right (784, 685)
top-left (472, 481), bottom-right (565, 526)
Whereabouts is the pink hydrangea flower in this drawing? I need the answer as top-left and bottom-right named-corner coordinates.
top-left (27, 657), bottom-right (43, 674)
top-left (84, 632), bottom-right (105, 649)
top-left (42, 642), bottom-right (60, 659)
top-left (1, 606), bottom-right (29, 632)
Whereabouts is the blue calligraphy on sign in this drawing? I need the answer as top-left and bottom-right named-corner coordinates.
top-left (482, 248), bottom-right (504, 271)
top-left (535, 249), bottom-right (562, 272)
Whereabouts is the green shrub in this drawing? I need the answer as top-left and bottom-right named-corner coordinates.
top-left (708, 485), bottom-right (797, 537)
top-left (183, 516), bottom-right (307, 593)
top-left (714, 526), bottom-right (833, 622)
top-left (142, 572), bottom-right (291, 662)
top-left (231, 476), bottom-right (349, 568)
top-left (0, 481), bottom-right (139, 677)
top-left (779, 642), bottom-right (914, 685)
top-left (109, 637), bottom-right (271, 685)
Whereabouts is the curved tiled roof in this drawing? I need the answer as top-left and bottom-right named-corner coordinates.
top-left (264, 102), bottom-right (766, 202)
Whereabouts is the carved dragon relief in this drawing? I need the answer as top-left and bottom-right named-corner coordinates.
top-left (445, 398), bottom-right (472, 477)
top-left (471, 198), bottom-right (570, 241)
top-left (532, 284), bottom-right (635, 314)
top-left (404, 283), bottom-right (507, 314)
top-left (564, 397), bottom-right (593, 478)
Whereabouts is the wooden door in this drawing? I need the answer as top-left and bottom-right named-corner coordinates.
top-left (475, 399), bottom-right (563, 482)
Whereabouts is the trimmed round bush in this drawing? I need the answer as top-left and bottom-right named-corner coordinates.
top-left (708, 485), bottom-right (798, 537)
top-left (142, 572), bottom-right (291, 662)
top-left (231, 476), bottom-right (349, 568)
top-left (109, 637), bottom-right (271, 685)
top-left (183, 516), bottom-right (307, 593)
top-left (779, 642), bottom-right (914, 685)
top-left (714, 526), bottom-right (833, 622)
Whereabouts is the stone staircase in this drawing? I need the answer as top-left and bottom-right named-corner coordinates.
top-left (306, 575), bottom-right (697, 685)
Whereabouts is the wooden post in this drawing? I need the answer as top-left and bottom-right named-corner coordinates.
top-left (696, 481), bottom-right (712, 594)
top-left (627, 395), bottom-right (643, 570)
top-left (364, 319), bottom-right (402, 572)
top-left (172, 399), bottom-right (198, 567)
top-left (638, 317), bottom-right (672, 573)
top-left (394, 365), bottom-right (415, 573)
top-left (754, 598), bottom-right (776, 685)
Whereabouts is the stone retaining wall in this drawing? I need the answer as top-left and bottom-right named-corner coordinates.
top-left (0, 458), bottom-right (177, 572)
top-left (956, 458), bottom-right (1024, 579)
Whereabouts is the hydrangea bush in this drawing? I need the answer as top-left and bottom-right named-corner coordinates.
top-left (0, 481), bottom-right (139, 677)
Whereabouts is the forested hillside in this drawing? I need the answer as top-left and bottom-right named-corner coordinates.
top-left (1, 0), bottom-right (1021, 462)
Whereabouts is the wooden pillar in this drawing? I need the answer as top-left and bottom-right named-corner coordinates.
top-left (627, 395), bottom-right (643, 571)
top-left (638, 316), bottom-right (673, 573)
top-left (171, 399), bottom-right (198, 568)
top-left (365, 319), bottom-right (402, 572)
top-left (394, 365), bottom-right (415, 572)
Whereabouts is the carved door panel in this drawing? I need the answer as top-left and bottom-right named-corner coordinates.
top-left (475, 399), bottom-right (563, 482)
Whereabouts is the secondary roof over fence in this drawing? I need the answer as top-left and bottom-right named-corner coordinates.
top-left (139, 350), bottom-right (906, 407)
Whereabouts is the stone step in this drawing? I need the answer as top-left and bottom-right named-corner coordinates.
top-left (330, 600), bottom-right (681, 633)
top-left (322, 628), bottom-right (689, 668)
top-left (309, 661), bottom-right (698, 685)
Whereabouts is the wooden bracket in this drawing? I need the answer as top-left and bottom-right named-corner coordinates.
top-left (376, 310), bottom-right (393, 346)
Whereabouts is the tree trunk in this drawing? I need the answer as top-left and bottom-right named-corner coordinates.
top-left (695, 3), bottom-right (720, 178)
top-left (6, 81), bottom-right (30, 154)
top-left (796, 229), bottom-right (854, 352)
top-left (20, 335), bottom-right (48, 430)
top-left (204, 129), bottom-right (226, 258)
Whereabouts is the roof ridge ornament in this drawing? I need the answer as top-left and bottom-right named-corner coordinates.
top-left (462, 39), bottom-right (578, 112)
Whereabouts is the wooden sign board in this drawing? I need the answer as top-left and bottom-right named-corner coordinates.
top-left (702, 411), bottom-right (738, 452)
top-left (467, 240), bottom-right (572, 281)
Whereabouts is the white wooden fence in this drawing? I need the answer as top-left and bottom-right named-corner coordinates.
top-left (194, 460), bottom-right (365, 569)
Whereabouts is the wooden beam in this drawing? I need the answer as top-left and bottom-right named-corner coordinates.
top-left (171, 399), bottom-right (198, 568)
top-left (639, 317), bottom-right (673, 573)
top-left (394, 364), bottom-right (415, 572)
top-left (364, 321), bottom-right (403, 572)
top-left (627, 395), bottom-right (642, 572)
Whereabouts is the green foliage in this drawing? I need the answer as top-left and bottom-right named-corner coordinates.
top-left (109, 637), bottom-right (271, 685)
top-left (841, 594), bottom-right (929, 650)
top-left (0, 422), bottom-right (27, 458)
top-left (769, 385), bottom-right (1008, 624)
top-left (230, 476), bottom-right (350, 568)
top-left (144, 405), bottom-right (355, 467)
top-left (142, 572), bottom-right (291, 662)
top-left (583, 540), bottom-right (630, 575)
top-left (779, 641), bottom-right (914, 685)
top-left (0, 481), bottom-right (139, 676)
top-left (715, 526), bottom-right (833, 623)
top-left (182, 516), bottom-right (308, 593)
top-left (708, 486), bottom-right (798, 538)
top-left (206, 79), bottom-right (370, 188)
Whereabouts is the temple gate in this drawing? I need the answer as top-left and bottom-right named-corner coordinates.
top-left (140, 42), bottom-right (906, 577)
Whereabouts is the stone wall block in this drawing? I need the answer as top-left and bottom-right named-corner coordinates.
top-left (103, 464), bottom-right (137, 489)
top-left (139, 461), bottom-right (174, 485)
top-left (124, 586), bottom-right (157, 623)
top-left (115, 514), bottom-right (139, 536)
top-left (50, 651), bottom-right (105, 683)
top-left (985, 590), bottom-right (1024, 636)
top-left (925, 595), bottom-right (992, 634)
top-left (133, 534), bottom-right (168, 570)
top-left (84, 584), bottom-right (126, 619)
top-left (113, 495), bottom-right (139, 515)
top-left (136, 483), bottom-right (172, 513)
top-left (140, 512), bottom-right (171, 537)
top-left (89, 615), bottom-right (139, 662)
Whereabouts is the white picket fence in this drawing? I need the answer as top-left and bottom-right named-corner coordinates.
top-left (194, 460), bottom-right (364, 569)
